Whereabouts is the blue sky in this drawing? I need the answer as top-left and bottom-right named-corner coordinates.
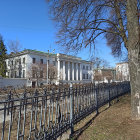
top-left (0, 0), bottom-right (120, 67)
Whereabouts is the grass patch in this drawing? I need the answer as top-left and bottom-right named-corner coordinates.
top-left (72, 94), bottom-right (140, 140)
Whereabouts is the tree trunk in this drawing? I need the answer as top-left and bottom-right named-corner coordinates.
top-left (126, 0), bottom-right (140, 120)
top-left (129, 47), bottom-right (140, 120)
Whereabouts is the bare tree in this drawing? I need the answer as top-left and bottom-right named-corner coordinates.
top-left (48, 64), bottom-right (57, 84)
top-left (91, 57), bottom-right (110, 69)
top-left (94, 69), bottom-right (114, 83)
top-left (8, 40), bottom-right (23, 53)
top-left (102, 70), bottom-right (114, 82)
top-left (94, 70), bottom-right (102, 82)
top-left (7, 41), bottom-right (23, 78)
top-left (28, 63), bottom-right (57, 87)
top-left (47, 0), bottom-right (140, 120)
top-left (28, 63), bottom-right (47, 87)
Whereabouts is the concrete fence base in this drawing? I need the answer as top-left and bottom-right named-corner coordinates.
top-left (0, 77), bottom-right (30, 88)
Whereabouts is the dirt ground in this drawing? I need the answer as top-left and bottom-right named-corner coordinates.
top-left (72, 94), bottom-right (140, 140)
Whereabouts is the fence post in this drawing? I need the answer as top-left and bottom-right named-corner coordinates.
top-left (95, 83), bottom-right (99, 115)
top-left (116, 84), bottom-right (119, 102)
top-left (70, 83), bottom-right (74, 136)
top-left (7, 90), bottom-right (12, 115)
top-left (108, 84), bottom-right (111, 107)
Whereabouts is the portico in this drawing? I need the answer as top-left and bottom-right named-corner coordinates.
top-left (57, 53), bottom-right (92, 84)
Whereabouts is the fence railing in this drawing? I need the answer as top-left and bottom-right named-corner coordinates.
top-left (0, 82), bottom-right (130, 140)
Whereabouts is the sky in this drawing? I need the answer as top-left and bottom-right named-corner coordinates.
top-left (0, 0), bottom-right (120, 67)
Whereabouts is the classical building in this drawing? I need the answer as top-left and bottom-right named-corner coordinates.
top-left (116, 62), bottom-right (130, 81)
top-left (5, 49), bottom-right (93, 87)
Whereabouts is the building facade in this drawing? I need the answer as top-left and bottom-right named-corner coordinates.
top-left (5, 49), bottom-right (93, 87)
top-left (116, 62), bottom-right (130, 81)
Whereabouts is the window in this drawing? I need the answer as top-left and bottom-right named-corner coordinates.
top-left (23, 70), bottom-right (25, 78)
top-left (19, 70), bottom-right (22, 78)
top-left (83, 74), bottom-right (85, 79)
top-left (33, 58), bottom-right (36, 63)
top-left (19, 59), bottom-right (21, 65)
top-left (23, 57), bottom-right (25, 64)
top-left (40, 59), bottom-right (43, 64)
top-left (11, 73), bottom-right (13, 78)
top-left (40, 70), bottom-right (43, 78)
top-left (86, 66), bottom-right (88, 70)
top-left (11, 60), bottom-right (13, 66)
top-left (15, 71), bottom-right (17, 78)
top-left (83, 65), bottom-right (85, 70)
top-left (87, 74), bottom-right (88, 79)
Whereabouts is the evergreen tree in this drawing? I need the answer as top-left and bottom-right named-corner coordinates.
top-left (0, 35), bottom-right (7, 77)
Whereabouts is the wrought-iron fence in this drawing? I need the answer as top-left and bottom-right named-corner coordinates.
top-left (0, 82), bottom-right (130, 140)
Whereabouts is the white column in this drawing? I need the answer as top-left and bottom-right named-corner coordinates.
top-left (72, 62), bottom-right (74, 81)
top-left (68, 61), bottom-right (70, 81)
top-left (76, 63), bottom-right (78, 81)
top-left (63, 61), bottom-right (65, 80)
top-left (57, 59), bottom-right (60, 80)
top-left (80, 63), bottom-right (82, 81)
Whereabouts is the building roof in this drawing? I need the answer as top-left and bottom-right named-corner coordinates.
top-left (116, 62), bottom-right (128, 65)
top-left (6, 49), bottom-right (92, 64)
top-left (94, 68), bottom-right (115, 71)
top-left (7, 49), bottom-right (56, 58)
top-left (24, 49), bottom-right (56, 56)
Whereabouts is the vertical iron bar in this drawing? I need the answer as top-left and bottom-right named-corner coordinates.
top-left (17, 100), bottom-right (22, 140)
top-left (55, 94), bottom-right (58, 124)
top-left (22, 92), bottom-right (27, 140)
top-left (43, 89), bottom-right (47, 132)
top-left (51, 96), bottom-right (54, 126)
top-left (39, 96), bottom-right (43, 134)
top-left (8, 101), bottom-right (13, 140)
top-left (70, 84), bottom-right (74, 136)
top-left (1, 103), bottom-right (6, 140)
top-left (48, 97), bottom-right (51, 128)
top-left (108, 84), bottom-right (111, 107)
top-left (63, 93), bottom-right (66, 121)
top-left (29, 97), bottom-right (34, 139)
top-left (95, 84), bottom-right (99, 115)
top-left (34, 91), bottom-right (38, 139)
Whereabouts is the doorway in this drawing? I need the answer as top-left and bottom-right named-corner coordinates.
top-left (32, 81), bottom-right (36, 88)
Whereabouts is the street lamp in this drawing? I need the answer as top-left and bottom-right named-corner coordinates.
top-left (47, 50), bottom-right (49, 85)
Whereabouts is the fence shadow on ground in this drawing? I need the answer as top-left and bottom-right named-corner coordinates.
top-left (71, 95), bottom-right (126, 140)
top-left (71, 105), bottom-right (111, 140)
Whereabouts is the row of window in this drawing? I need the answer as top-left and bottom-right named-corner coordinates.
top-left (32, 58), bottom-right (56, 66)
top-left (83, 74), bottom-right (90, 79)
top-left (33, 58), bottom-right (45, 64)
top-left (8, 70), bottom-right (25, 78)
top-left (83, 65), bottom-right (91, 70)
top-left (8, 57), bottom-right (25, 66)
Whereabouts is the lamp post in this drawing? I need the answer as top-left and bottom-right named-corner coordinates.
top-left (47, 50), bottom-right (49, 85)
